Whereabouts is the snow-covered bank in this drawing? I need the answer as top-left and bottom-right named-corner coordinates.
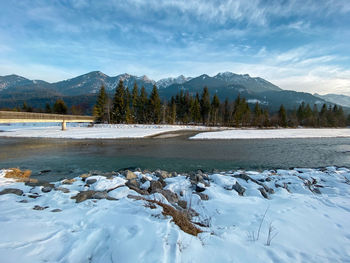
top-left (0, 124), bottom-right (215, 139)
top-left (1, 167), bottom-right (350, 262)
top-left (191, 128), bottom-right (350, 139)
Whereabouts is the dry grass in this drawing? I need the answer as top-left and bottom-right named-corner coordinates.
top-left (147, 199), bottom-right (202, 236)
top-left (5, 168), bottom-right (32, 182)
top-left (128, 194), bottom-right (202, 236)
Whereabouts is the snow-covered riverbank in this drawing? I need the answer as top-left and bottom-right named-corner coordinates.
top-left (1, 124), bottom-right (349, 139)
top-left (191, 128), bottom-right (350, 139)
top-left (0, 124), bottom-right (216, 139)
top-left (1, 167), bottom-right (349, 262)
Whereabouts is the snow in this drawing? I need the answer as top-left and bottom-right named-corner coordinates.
top-left (0, 124), bottom-right (215, 139)
top-left (191, 128), bottom-right (350, 139)
top-left (1, 167), bottom-right (350, 262)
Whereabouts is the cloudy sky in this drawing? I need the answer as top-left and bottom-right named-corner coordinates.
top-left (0, 0), bottom-right (350, 95)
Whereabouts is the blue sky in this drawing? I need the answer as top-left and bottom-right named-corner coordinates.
top-left (0, 0), bottom-right (350, 95)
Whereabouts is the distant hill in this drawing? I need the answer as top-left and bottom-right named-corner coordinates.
top-left (0, 71), bottom-right (333, 113)
top-left (314, 93), bottom-right (350, 108)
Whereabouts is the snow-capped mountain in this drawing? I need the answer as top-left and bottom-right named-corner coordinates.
top-left (156, 75), bottom-right (192, 89)
top-left (0, 71), bottom-right (332, 112)
top-left (213, 72), bottom-right (281, 93)
top-left (52, 71), bottom-right (156, 95)
top-left (0, 74), bottom-right (49, 91)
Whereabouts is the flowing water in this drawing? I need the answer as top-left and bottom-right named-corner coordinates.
top-left (1, 132), bottom-right (350, 181)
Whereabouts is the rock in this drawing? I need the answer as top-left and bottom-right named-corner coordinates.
top-left (28, 194), bottom-right (40, 199)
top-left (41, 186), bottom-right (52, 193)
top-left (148, 180), bottom-right (163, 193)
top-left (127, 194), bottom-right (144, 201)
top-left (71, 190), bottom-right (116, 203)
top-left (62, 178), bottom-right (76, 185)
top-left (127, 179), bottom-right (140, 188)
top-left (140, 177), bottom-right (148, 184)
top-left (155, 170), bottom-right (171, 179)
top-left (125, 183), bottom-right (149, 195)
top-left (232, 182), bottom-right (246, 196)
top-left (19, 199), bottom-right (28, 203)
top-left (124, 170), bottom-right (137, 180)
top-left (159, 189), bottom-right (178, 204)
top-left (195, 185), bottom-right (206, 193)
top-left (0, 188), bottom-right (23, 196)
top-left (39, 169), bottom-right (51, 174)
top-left (158, 178), bottom-right (167, 188)
top-left (33, 205), bottom-right (49, 210)
top-left (51, 209), bottom-right (62, 212)
top-left (233, 174), bottom-right (252, 182)
top-left (178, 200), bottom-right (188, 209)
top-left (55, 187), bottom-right (70, 193)
top-left (86, 178), bottom-right (97, 185)
top-left (91, 191), bottom-right (110, 199)
top-left (194, 192), bottom-right (209, 200)
top-left (258, 187), bottom-right (269, 199)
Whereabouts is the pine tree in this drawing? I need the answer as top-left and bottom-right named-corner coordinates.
top-left (211, 94), bottom-right (220, 125)
top-left (263, 109), bottom-right (270, 127)
top-left (112, 80), bottom-right (126, 123)
top-left (138, 86), bottom-right (148, 123)
top-left (278, 104), bottom-right (287, 127)
top-left (191, 93), bottom-right (201, 124)
top-left (93, 86), bottom-right (108, 122)
top-left (200, 87), bottom-right (211, 125)
top-left (168, 97), bottom-right (176, 124)
top-left (223, 98), bottom-right (230, 126)
top-left (131, 83), bottom-right (139, 122)
top-left (45, 103), bottom-right (52, 113)
top-left (149, 85), bottom-right (161, 124)
top-left (253, 102), bottom-right (262, 127)
top-left (53, 99), bottom-right (68, 114)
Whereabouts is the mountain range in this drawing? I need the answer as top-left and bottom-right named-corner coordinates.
top-left (0, 71), bottom-right (343, 113)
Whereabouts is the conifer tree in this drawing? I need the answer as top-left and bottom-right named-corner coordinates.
top-left (211, 94), bottom-right (220, 125)
top-left (138, 86), bottom-right (148, 123)
top-left (93, 85), bottom-right (108, 122)
top-left (112, 80), bottom-right (126, 123)
top-left (200, 87), bottom-right (211, 125)
top-left (168, 97), bottom-right (176, 124)
top-left (191, 93), bottom-right (201, 124)
top-left (223, 98), bottom-right (230, 126)
top-left (253, 102), bottom-right (262, 127)
top-left (149, 85), bottom-right (161, 124)
top-left (53, 99), bottom-right (68, 114)
top-left (278, 104), bottom-right (287, 127)
top-left (45, 103), bottom-right (52, 113)
top-left (131, 83), bottom-right (139, 122)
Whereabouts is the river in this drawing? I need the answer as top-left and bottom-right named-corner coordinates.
top-left (1, 132), bottom-right (350, 181)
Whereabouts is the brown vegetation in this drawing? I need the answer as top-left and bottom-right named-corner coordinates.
top-left (128, 194), bottom-right (202, 236)
top-left (5, 168), bottom-right (34, 182)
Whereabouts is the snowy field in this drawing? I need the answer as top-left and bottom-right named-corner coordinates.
top-left (191, 128), bottom-right (350, 139)
top-left (1, 167), bottom-right (350, 262)
top-left (0, 123), bottom-right (215, 139)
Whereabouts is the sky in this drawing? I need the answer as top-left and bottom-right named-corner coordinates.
top-left (0, 0), bottom-right (350, 95)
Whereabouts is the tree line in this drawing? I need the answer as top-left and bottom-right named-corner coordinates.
top-left (93, 80), bottom-right (349, 127)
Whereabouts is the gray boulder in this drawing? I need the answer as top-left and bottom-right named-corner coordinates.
top-left (148, 180), bottom-right (163, 193)
top-left (232, 182), bottom-right (245, 196)
top-left (0, 188), bottom-right (23, 196)
top-left (124, 170), bottom-right (137, 180)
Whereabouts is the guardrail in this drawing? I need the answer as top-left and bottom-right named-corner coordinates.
top-left (0, 111), bottom-right (95, 130)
